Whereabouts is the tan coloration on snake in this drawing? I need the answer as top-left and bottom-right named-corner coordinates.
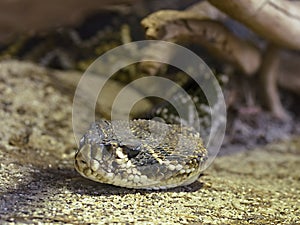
top-left (75, 119), bottom-right (207, 189)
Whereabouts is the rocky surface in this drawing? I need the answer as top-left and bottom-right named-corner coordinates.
top-left (0, 61), bottom-right (299, 224)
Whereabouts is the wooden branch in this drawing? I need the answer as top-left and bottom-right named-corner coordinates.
top-left (258, 44), bottom-right (288, 119)
top-left (139, 0), bottom-right (300, 120)
top-left (278, 52), bottom-right (300, 96)
top-left (141, 9), bottom-right (261, 75)
top-left (208, 0), bottom-right (300, 50)
top-left (186, 1), bottom-right (227, 21)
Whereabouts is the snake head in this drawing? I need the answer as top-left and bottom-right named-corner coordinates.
top-left (74, 119), bottom-right (207, 189)
top-left (74, 120), bottom-right (145, 184)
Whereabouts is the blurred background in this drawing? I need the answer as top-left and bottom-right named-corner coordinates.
top-left (1, 0), bottom-right (299, 153)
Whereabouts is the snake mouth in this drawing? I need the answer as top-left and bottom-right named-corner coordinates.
top-left (75, 144), bottom-right (101, 174)
top-left (74, 145), bottom-right (130, 186)
top-left (74, 145), bottom-right (90, 173)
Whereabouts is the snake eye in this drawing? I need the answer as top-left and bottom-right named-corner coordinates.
top-left (102, 143), bottom-right (114, 152)
top-left (122, 145), bottom-right (140, 159)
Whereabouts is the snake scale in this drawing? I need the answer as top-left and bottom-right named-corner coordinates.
top-left (75, 119), bottom-right (207, 189)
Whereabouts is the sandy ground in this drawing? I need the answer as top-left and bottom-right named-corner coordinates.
top-left (0, 61), bottom-right (299, 224)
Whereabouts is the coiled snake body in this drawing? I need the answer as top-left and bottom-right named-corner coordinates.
top-left (75, 119), bottom-right (207, 189)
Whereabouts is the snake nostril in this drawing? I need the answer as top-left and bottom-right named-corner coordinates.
top-left (80, 160), bottom-right (87, 164)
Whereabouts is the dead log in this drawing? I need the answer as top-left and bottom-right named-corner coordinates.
top-left (141, 8), bottom-right (261, 75)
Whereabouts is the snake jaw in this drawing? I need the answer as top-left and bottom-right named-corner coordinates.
top-left (75, 142), bottom-right (112, 183)
top-left (74, 144), bottom-right (91, 178)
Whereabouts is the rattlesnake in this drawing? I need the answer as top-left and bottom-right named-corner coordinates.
top-left (75, 119), bottom-right (207, 189)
